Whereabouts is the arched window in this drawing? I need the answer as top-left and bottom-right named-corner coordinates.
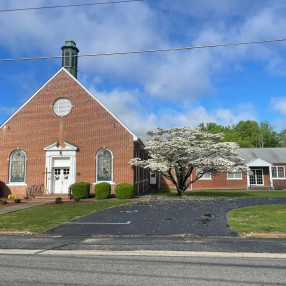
top-left (96, 149), bottom-right (113, 182)
top-left (9, 150), bottom-right (26, 183)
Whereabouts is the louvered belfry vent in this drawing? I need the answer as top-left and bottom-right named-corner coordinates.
top-left (61, 40), bottom-right (79, 78)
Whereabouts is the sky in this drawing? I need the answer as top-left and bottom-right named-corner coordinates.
top-left (1, 0), bottom-right (286, 137)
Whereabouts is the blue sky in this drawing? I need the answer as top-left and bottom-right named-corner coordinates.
top-left (1, 0), bottom-right (286, 136)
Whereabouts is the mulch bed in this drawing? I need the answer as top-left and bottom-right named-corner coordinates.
top-left (42, 199), bottom-right (98, 206)
top-left (0, 201), bottom-right (25, 207)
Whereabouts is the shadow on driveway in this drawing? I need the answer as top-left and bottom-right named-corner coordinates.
top-left (44, 198), bottom-right (285, 237)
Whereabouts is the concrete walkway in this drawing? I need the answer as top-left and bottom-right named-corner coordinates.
top-left (0, 200), bottom-right (52, 215)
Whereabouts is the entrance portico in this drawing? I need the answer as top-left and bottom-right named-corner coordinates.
top-left (246, 158), bottom-right (273, 189)
top-left (44, 142), bottom-right (78, 194)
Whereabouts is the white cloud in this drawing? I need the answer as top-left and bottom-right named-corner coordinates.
top-left (88, 85), bottom-right (257, 135)
top-left (271, 97), bottom-right (286, 115)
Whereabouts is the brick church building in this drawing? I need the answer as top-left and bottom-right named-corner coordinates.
top-left (0, 40), bottom-right (150, 198)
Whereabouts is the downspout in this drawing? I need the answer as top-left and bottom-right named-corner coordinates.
top-left (269, 165), bottom-right (273, 189)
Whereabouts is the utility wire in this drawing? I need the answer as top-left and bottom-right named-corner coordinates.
top-left (0, 38), bottom-right (286, 62)
top-left (0, 0), bottom-right (143, 13)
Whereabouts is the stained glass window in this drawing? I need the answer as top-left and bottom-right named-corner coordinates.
top-left (97, 149), bottom-right (112, 182)
top-left (9, 150), bottom-right (26, 183)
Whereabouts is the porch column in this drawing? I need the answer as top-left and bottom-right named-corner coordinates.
top-left (246, 170), bottom-right (250, 190)
top-left (269, 166), bottom-right (273, 189)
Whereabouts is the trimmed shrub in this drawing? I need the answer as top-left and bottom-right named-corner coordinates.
top-left (115, 183), bottom-right (134, 199)
top-left (55, 197), bottom-right (62, 204)
top-left (14, 199), bottom-right (21, 203)
top-left (74, 198), bottom-right (80, 202)
top-left (94, 182), bottom-right (111, 199)
top-left (72, 182), bottom-right (90, 201)
top-left (0, 200), bottom-right (7, 205)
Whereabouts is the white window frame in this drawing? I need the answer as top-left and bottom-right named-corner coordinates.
top-left (197, 168), bottom-right (212, 180)
top-left (227, 172), bottom-right (242, 180)
top-left (96, 149), bottom-right (114, 184)
top-left (271, 166), bottom-right (285, 179)
top-left (8, 150), bottom-right (27, 185)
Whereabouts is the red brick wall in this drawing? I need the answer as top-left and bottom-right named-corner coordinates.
top-left (160, 169), bottom-right (247, 190)
top-left (273, 164), bottom-right (286, 188)
top-left (133, 141), bottom-right (150, 195)
top-left (0, 69), bottom-right (137, 198)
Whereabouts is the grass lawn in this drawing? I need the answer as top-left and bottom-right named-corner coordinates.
top-left (153, 188), bottom-right (286, 198)
top-left (228, 204), bottom-right (286, 233)
top-left (0, 200), bottom-right (137, 233)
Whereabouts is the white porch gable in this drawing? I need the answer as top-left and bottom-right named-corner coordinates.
top-left (246, 158), bottom-right (273, 189)
top-left (247, 158), bottom-right (273, 167)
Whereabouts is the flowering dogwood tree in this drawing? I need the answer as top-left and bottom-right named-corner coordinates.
top-left (130, 127), bottom-right (249, 196)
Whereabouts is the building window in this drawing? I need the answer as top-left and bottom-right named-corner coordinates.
top-left (96, 149), bottom-right (113, 182)
top-left (272, 166), bottom-right (285, 179)
top-left (9, 150), bottom-right (26, 183)
top-left (197, 168), bottom-right (212, 180)
top-left (227, 172), bottom-right (242, 180)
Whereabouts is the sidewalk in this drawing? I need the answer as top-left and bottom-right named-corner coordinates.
top-left (0, 200), bottom-right (53, 215)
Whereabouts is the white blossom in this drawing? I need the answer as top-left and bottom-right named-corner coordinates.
top-left (130, 127), bottom-right (249, 195)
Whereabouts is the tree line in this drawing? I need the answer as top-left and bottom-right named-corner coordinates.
top-left (198, 120), bottom-right (286, 148)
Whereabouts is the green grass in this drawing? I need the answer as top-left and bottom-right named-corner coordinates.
top-left (0, 200), bottom-right (137, 233)
top-left (153, 189), bottom-right (286, 198)
top-left (228, 204), bottom-right (286, 233)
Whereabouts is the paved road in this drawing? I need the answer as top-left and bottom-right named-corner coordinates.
top-left (45, 197), bottom-right (286, 236)
top-left (1, 251), bottom-right (286, 286)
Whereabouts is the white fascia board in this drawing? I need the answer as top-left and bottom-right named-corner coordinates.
top-left (61, 68), bottom-right (138, 141)
top-left (247, 158), bottom-right (273, 167)
top-left (44, 141), bottom-right (78, 151)
top-left (0, 69), bottom-right (64, 129)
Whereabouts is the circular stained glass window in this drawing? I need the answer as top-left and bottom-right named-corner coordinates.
top-left (53, 98), bottom-right (72, 117)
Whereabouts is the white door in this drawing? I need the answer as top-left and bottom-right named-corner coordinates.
top-left (250, 169), bottom-right (264, 185)
top-left (150, 172), bottom-right (156, 184)
top-left (53, 168), bottom-right (71, 193)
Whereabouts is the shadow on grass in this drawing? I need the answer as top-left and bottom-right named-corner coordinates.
top-left (153, 189), bottom-right (286, 198)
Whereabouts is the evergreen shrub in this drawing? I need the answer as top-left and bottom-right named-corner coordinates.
top-left (115, 183), bottom-right (134, 199)
top-left (14, 199), bottom-right (21, 203)
top-left (94, 182), bottom-right (111, 199)
top-left (72, 182), bottom-right (90, 201)
top-left (0, 200), bottom-right (7, 205)
top-left (55, 197), bottom-right (62, 204)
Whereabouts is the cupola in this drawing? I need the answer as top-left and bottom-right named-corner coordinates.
top-left (61, 40), bottom-right (79, 78)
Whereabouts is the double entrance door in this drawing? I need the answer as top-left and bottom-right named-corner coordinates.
top-left (53, 167), bottom-right (70, 193)
top-left (250, 168), bottom-right (264, 185)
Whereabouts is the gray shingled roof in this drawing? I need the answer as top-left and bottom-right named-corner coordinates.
top-left (238, 148), bottom-right (286, 164)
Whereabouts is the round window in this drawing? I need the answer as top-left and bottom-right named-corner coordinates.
top-left (53, 98), bottom-right (72, 117)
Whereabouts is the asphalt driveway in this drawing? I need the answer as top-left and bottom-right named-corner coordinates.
top-left (44, 197), bottom-right (286, 237)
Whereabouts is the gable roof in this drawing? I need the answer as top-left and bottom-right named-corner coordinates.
top-left (238, 148), bottom-right (286, 164)
top-left (0, 68), bottom-right (138, 141)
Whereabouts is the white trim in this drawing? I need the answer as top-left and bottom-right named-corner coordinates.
top-left (9, 150), bottom-right (27, 184)
top-left (227, 172), bottom-right (242, 180)
top-left (249, 168), bottom-right (264, 185)
top-left (271, 166), bottom-right (285, 179)
top-left (247, 158), bottom-right (273, 167)
top-left (0, 68), bottom-right (138, 141)
top-left (44, 142), bottom-right (77, 194)
top-left (7, 183), bottom-right (27, 187)
top-left (0, 69), bottom-right (64, 129)
top-left (96, 148), bottom-right (114, 183)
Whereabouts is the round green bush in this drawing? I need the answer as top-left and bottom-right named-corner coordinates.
top-left (115, 183), bottom-right (134, 199)
top-left (94, 182), bottom-right (111, 199)
top-left (14, 199), bottom-right (21, 204)
top-left (55, 197), bottom-right (62, 204)
top-left (72, 182), bottom-right (90, 200)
